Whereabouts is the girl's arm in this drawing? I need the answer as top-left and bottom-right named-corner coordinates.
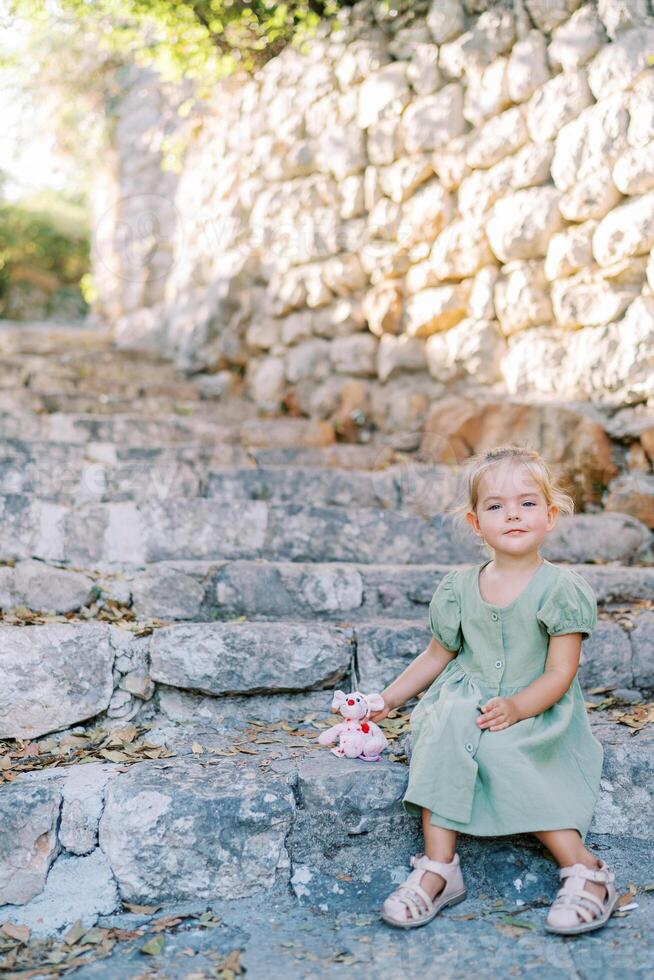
top-left (510, 633), bottom-right (583, 721)
top-left (370, 637), bottom-right (459, 721)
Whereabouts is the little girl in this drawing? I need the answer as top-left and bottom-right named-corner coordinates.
top-left (369, 444), bottom-right (621, 935)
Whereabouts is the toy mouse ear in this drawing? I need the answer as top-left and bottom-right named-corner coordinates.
top-left (364, 692), bottom-right (385, 713)
top-left (331, 690), bottom-right (348, 709)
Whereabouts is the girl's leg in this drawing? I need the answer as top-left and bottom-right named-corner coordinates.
top-left (418, 807), bottom-right (458, 902)
top-left (383, 808), bottom-right (459, 923)
top-left (532, 829), bottom-right (608, 916)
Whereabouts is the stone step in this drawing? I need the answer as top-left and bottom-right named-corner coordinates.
top-left (0, 366), bottom-right (244, 414)
top-left (0, 452), bottom-right (455, 508)
top-left (3, 555), bottom-right (654, 626)
top-left (71, 849), bottom-right (654, 978)
top-left (0, 612), bottom-right (651, 744)
top-left (2, 836), bottom-right (652, 973)
top-left (209, 558), bottom-right (654, 619)
top-left (170, 613), bottom-right (652, 698)
top-left (0, 411), bottom-right (346, 449)
top-left (0, 321), bottom-right (228, 398)
top-left (222, 441), bottom-right (398, 469)
top-left (1, 493), bottom-right (651, 566)
top-left (0, 390), bottom-right (209, 418)
top-left (0, 357), bottom-right (201, 397)
top-left (287, 711), bottom-right (654, 867)
top-left (0, 437), bottom-right (397, 472)
top-left (203, 462), bottom-right (456, 512)
top-left (0, 621), bottom-right (355, 740)
top-left (0, 697), bottom-right (651, 938)
top-left (0, 445), bottom-right (410, 508)
top-left (0, 440), bottom-right (651, 549)
top-left (149, 612), bottom-right (652, 703)
top-left (0, 320), bottom-right (114, 355)
top-left (0, 411), bottom-right (242, 447)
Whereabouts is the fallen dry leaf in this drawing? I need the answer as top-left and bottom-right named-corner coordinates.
top-left (78, 928), bottom-right (105, 946)
top-left (1, 922), bottom-right (30, 944)
top-left (219, 949), bottom-right (244, 974)
top-left (610, 703), bottom-right (654, 732)
top-left (122, 903), bottom-right (161, 916)
top-left (617, 886), bottom-right (638, 907)
top-left (63, 921), bottom-right (86, 946)
top-left (0, 724), bottom-right (176, 784)
top-left (149, 916), bottom-right (182, 933)
top-left (107, 724), bottom-right (138, 746)
top-left (139, 934), bottom-right (165, 956)
top-left (100, 750), bottom-right (131, 763)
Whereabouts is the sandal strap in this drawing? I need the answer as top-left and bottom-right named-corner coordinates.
top-left (402, 881), bottom-right (435, 911)
top-left (559, 862), bottom-right (614, 884)
top-left (410, 853), bottom-right (458, 878)
top-left (552, 891), bottom-right (607, 924)
top-left (390, 881), bottom-right (433, 919)
top-left (553, 889), bottom-right (606, 915)
top-left (552, 895), bottom-right (598, 924)
top-left (397, 889), bottom-right (423, 920)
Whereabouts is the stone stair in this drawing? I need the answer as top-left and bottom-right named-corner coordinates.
top-left (0, 320), bottom-right (652, 975)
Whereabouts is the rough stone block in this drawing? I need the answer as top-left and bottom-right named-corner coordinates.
top-left (593, 192), bottom-right (654, 266)
top-left (0, 624), bottom-right (116, 739)
top-left (486, 188), bottom-right (565, 263)
top-left (526, 70), bottom-right (594, 144)
top-left (149, 622), bottom-right (353, 696)
top-left (400, 84), bottom-right (466, 153)
top-left (99, 761), bottom-right (295, 903)
top-left (0, 780), bottom-right (61, 905)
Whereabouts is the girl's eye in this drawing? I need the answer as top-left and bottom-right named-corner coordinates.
top-left (488, 501), bottom-right (536, 510)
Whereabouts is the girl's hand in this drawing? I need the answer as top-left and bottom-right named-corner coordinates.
top-left (477, 696), bottom-right (520, 732)
top-left (368, 696), bottom-right (394, 724)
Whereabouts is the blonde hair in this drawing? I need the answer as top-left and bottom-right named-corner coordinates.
top-left (447, 444), bottom-right (575, 558)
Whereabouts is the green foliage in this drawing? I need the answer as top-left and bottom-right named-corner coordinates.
top-left (10, 1), bottom-right (359, 84)
top-left (0, 187), bottom-right (90, 317)
top-left (79, 272), bottom-right (98, 305)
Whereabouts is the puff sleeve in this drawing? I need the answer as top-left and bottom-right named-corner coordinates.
top-left (536, 570), bottom-right (597, 641)
top-left (428, 570), bottom-right (462, 653)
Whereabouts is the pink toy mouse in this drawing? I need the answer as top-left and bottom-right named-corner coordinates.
top-left (318, 689), bottom-right (389, 761)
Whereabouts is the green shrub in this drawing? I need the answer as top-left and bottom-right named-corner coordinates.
top-left (0, 188), bottom-right (90, 319)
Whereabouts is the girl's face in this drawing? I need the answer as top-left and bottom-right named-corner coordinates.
top-left (466, 461), bottom-right (558, 555)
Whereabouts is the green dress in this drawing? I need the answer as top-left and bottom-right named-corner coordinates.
top-left (403, 558), bottom-right (603, 841)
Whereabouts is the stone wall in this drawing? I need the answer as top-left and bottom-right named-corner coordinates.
top-left (95, 0), bottom-right (654, 437)
top-left (90, 64), bottom-right (194, 324)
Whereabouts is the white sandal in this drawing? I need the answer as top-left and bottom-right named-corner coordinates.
top-left (545, 859), bottom-right (620, 935)
top-left (380, 852), bottom-right (467, 929)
